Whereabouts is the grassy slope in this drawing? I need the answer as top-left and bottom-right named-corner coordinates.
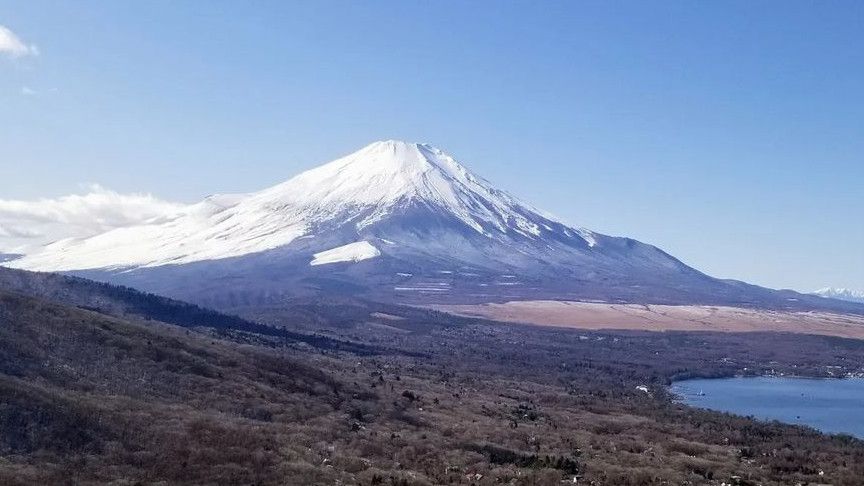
top-left (0, 290), bottom-right (371, 484)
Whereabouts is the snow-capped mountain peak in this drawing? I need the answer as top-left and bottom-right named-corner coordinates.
top-left (812, 288), bottom-right (864, 304)
top-left (262, 140), bottom-right (482, 204)
top-left (254, 139), bottom-right (565, 237)
top-left (7, 141), bottom-right (591, 271)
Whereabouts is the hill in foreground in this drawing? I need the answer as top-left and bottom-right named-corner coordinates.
top-left (3, 268), bottom-right (864, 484)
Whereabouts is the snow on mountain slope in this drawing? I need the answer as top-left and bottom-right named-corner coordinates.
top-left (7, 191), bottom-right (279, 271)
top-left (813, 288), bottom-right (864, 304)
top-left (8, 140), bottom-right (603, 272)
top-left (310, 241), bottom-right (381, 266)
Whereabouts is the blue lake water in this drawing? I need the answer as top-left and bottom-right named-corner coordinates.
top-left (670, 377), bottom-right (864, 438)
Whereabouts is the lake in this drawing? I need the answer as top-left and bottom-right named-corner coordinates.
top-left (670, 376), bottom-right (864, 438)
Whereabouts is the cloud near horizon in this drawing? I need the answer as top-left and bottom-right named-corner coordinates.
top-left (0, 25), bottom-right (38, 58)
top-left (0, 185), bottom-right (185, 254)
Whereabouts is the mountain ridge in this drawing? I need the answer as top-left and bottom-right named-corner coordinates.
top-left (813, 287), bottom-right (864, 304)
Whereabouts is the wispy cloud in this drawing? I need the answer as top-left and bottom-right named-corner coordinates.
top-left (0, 24), bottom-right (38, 58)
top-left (0, 185), bottom-right (185, 253)
top-left (20, 86), bottom-right (36, 96)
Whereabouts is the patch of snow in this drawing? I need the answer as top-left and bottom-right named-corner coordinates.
top-left (394, 287), bottom-right (450, 292)
top-left (579, 230), bottom-right (598, 247)
top-left (0, 253), bottom-right (22, 263)
top-left (310, 241), bottom-right (380, 266)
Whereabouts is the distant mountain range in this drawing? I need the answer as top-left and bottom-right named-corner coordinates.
top-left (4, 140), bottom-right (863, 314)
top-left (813, 288), bottom-right (864, 304)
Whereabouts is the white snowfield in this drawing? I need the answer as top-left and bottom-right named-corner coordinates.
top-left (7, 140), bottom-right (600, 272)
top-left (310, 241), bottom-right (381, 266)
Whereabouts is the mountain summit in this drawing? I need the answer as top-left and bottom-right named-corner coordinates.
top-left (5, 141), bottom-right (862, 313)
top-left (256, 139), bottom-right (587, 241)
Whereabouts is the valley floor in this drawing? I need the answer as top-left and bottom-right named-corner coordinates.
top-left (432, 300), bottom-right (864, 339)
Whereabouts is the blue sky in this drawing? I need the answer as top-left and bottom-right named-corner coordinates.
top-left (1, 1), bottom-right (862, 292)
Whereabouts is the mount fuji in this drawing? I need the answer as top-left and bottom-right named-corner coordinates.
top-left (5, 141), bottom-right (862, 313)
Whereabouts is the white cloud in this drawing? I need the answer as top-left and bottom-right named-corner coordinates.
top-left (20, 86), bottom-right (36, 96)
top-left (0, 25), bottom-right (38, 58)
top-left (0, 185), bottom-right (186, 254)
